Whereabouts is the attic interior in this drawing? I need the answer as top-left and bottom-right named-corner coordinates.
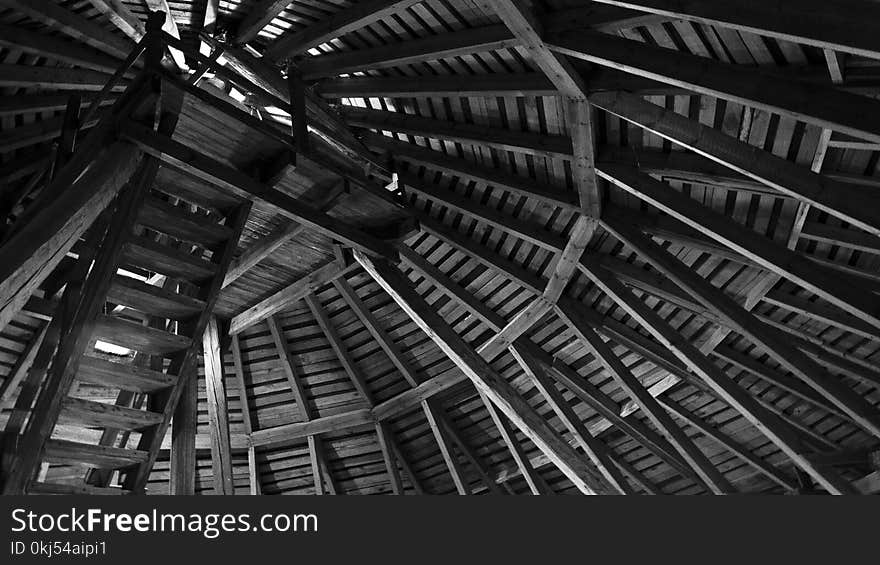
top-left (0, 0), bottom-right (879, 496)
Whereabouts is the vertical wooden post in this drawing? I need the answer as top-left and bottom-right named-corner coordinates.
top-left (287, 60), bottom-right (309, 156)
top-left (170, 366), bottom-right (197, 495)
top-left (203, 316), bottom-right (234, 494)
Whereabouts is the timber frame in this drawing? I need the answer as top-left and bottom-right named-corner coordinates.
top-left (0, 0), bottom-right (878, 495)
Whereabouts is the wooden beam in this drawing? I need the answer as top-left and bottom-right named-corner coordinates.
top-left (235, 0), bottom-right (291, 44)
top-left (368, 133), bottom-right (577, 210)
top-left (577, 257), bottom-right (858, 494)
top-left (482, 0), bottom-right (601, 224)
top-left (588, 0), bottom-right (880, 61)
top-left (300, 24), bottom-right (518, 80)
top-left (421, 399), bottom-right (469, 494)
top-left (231, 334), bottom-right (260, 494)
top-left (265, 0), bottom-right (421, 61)
top-left (436, 409), bottom-right (508, 495)
top-left (251, 408), bottom-right (375, 447)
top-left (602, 217), bottom-right (880, 440)
top-left (315, 73), bottom-right (555, 99)
top-left (0, 322), bottom-right (49, 403)
top-left (313, 69), bottom-right (682, 99)
top-left (230, 260), bottom-right (359, 335)
top-left (0, 0), bottom-right (133, 59)
top-left (342, 107), bottom-right (573, 160)
top-left (607, 205), bottom-right (880, 297)
top-left (599, 145), bottom-right (880, 198)
top-left (0, 65), bottom-right (126, 91)
top-left (542, 215), bottom-right (594, 302)
top-left (304, 292), bottom-right (373, 404)
top-left (333, 277), bottom-right (515, 494)
top-left (203, 316), bottom-right (234, 495)
top-left (223, 223), bottom-right (305, 288)
top-left (555, 305), bottom-right (733, 494)
top-left (287, 62), bottom-right (310, 155)
top-left (0, 23), bottom-right (126, 74)
top-left (596, 165), bottom-right (880, 332)
top-left (547, 28), bottom-right (880, 144)
top-left (223, 180), bottom-right (345, 288)
top-left (86, 0), bottom-right (144, 42)
top-left (508, 345), bottom-right (634, 495)
top-left (476, 389), bottom-right (548, 494)
top-left (402, 175), bottom-right (565, 253)
top-left (267, 315), bottom-right (336, 493)
top-left (354, 250), bottom-right (616, 495)
top-left (375, 421), bottom-right (405, 494)
top-left (658, 393), bottom-right (799, 492)
top-left (392, 242), bottom-right (701, 486)
top-left (599, 254), bottom-right (868, 417)
top-left (589, 92), bottom-right (880, 236)
top-left (170, 364), bottom-right (197, 495)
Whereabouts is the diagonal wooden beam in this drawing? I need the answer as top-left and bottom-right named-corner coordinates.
top-left (0, 23), bottom-right (126, 74)
top-left (577, 257), bottom-right (857, 494)
top-left (267, 314), bottom-right (336, 494)
top-left (587, 0), bottom-right (880, 61)
top-left (546, 28), bottom-right (880, 144)
top-left (588, 91), bottom-right (880, 236)
top-left (304, 292), bottom-right (374, 405)
top-left (300, 25), bottom-right (519, 80)
top-left (658, 391), bottom-right (799, 492)
top-left (371, 134), bottom-right (577, 211)
top-left (542, 216), bottom-right (595, 303)
top-left (333, 277), bottom-right (539, 494)
top-left (235, 0), bottom-right (291, 44)
top-left (508, 345), bottom-right (635, 495)
top-left (231, 334), bottom-right (261, 494)
top-left (597, 254), bottom-right (871, 418)
top-left (421, 399), bottom-right (470, 494)
top-left (354, 250), bottom-right (616, 494)
top-left (595, 165), bottom-right (880, 331)
top-left (265, 0), bottom-right (421, 61)
top-left (602, 216), bottom-right (880, 440)
top-left (556, 305), bottom-right (734, 494)
top-left (230, 260), bottom-right (359, 335)
top-left (0, 0), bottom-right (133, 59)
top-left (343, 107), bottom-right (573, 160)
top-left (375, 421), bottom-right (405, 494)
top-left (87, 0), bottom-right (144, 42)
top-left (389, 244), bottom-right (699, 486)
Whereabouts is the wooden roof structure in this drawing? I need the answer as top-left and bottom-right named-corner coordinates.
top-left (0, 0), bottom-right (878, 495)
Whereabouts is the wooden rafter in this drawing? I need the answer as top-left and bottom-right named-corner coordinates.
top-left (588, 0), bottom-right (880, 60)
top-left (267, 314), bottom-right (336, 494)
top-left (354, 251), bottom-right (616, 495)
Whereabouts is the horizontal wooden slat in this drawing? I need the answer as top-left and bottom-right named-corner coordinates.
top-left (92, 314), bottom-right (192, 356)
top-left (107, 275), bottom-right (205, 320)
top-left (43, 439), bottom-right (148, 469)
top-left (29, 482), bottom-right (131, 495)
top-left (121, 236), bottom-right (218, 282)
top-left (59, 397), bottom-right (164, 430)
top-left (77, 355), bottom-right (175, 393)
top-left (137, 196), bottom-right (233, 245)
